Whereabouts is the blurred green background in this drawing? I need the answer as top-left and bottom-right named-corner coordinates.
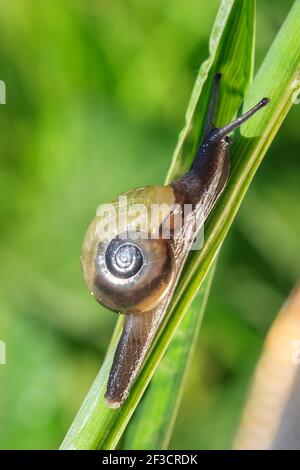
top-left (0, 0), bottom-right (299, 450)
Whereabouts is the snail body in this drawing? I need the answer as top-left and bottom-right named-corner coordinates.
top-left (81, 74), bottom-right (269, 407)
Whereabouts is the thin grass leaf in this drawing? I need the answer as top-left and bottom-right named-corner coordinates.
top-left (61, 0), bottom-right (300, 450)
top-left (123, 0), bottom-right (256, 450)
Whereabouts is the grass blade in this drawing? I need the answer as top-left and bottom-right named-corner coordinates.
top-left (123, 0), bottom-right (256, 450)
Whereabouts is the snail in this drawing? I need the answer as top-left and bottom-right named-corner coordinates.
top-left (81, 73), bottom-right (269, 408)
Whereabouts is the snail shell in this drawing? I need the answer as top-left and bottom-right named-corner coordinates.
top-left (81, 186), bottom-right (176, 314)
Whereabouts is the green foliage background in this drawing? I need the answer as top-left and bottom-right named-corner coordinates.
top-left (0, 0), bottom-right (299, 449)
